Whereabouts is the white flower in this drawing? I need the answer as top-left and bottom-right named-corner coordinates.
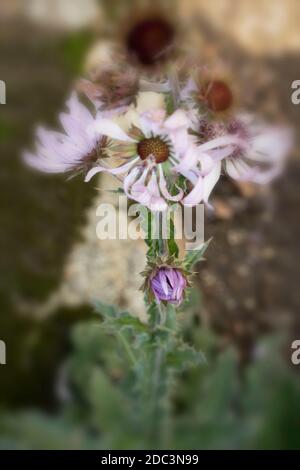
top-left (24, 93), bottom-right (104, 174)
top-left (224, 114), bottom-right (292, 184)
top-left (85, 106), bottom-right (193, 211)
top-left (173, 131), bottom-right (240, 207)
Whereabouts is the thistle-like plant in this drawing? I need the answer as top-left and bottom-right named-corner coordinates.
top-left (18, 45), bottom-right (294, 450)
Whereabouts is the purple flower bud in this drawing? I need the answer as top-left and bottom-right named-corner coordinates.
top-left (150, 267), bottom-right (187, 306)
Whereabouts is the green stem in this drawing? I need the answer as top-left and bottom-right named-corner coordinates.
top-left (117, 331), bottom-right (137, 368)
top-left (157, 301), bottom-right (167, 325)
top-left (143, 216), bottom-right (179, 445)
top-left (148, 301), bottom-right (168, 445)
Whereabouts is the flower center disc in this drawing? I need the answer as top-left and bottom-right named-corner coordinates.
top-left (202, 80), bottom-right (233, 112)
top-left (138, 137), bottom-right (169, 164)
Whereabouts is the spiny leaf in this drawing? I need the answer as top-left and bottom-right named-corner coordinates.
top-left (184, 238), bottom-right (212, 270)
top-left (93, 300), bottom-right (118, 318)
top-left (166, 342), bottom-right (206, 372)
top-left (112, 313), bottom-right (149, 333)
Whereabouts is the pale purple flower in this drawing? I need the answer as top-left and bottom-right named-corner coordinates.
top-left (173, 133), bottom-right (240, 207)
top-left (24, 93), bottom-right (103, 174)
top-left (85, 108), bottom-right (193, 211)
top-left (150, 267), bottom-right (187, 305)
top-left (165, 80), bottom-right (242, 207)
top-left (174, 112), bottom-right (292, 207)
top-left (224, 114), bottom-right (292, 183)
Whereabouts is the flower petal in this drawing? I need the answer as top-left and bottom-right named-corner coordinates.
top-left (159, 270), bottom-right (169, 296)
top-left (85, 157), bottom-right (139, 182)
top-left (226, 158), bottom-right (258, 181)
top-left (198, 134), bottom-right (242, 153)
top-left (164, 109), bottom-right (190, 130)
top-left (182, 175), bottom-right (204, 206)
top-left (89, 119), bottom-right (135, 142)
top-left (202, 160), bottom-right (221, 203)
top-left (175, 146), bottom-right (199, 172)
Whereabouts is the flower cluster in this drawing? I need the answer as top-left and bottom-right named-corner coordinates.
top-left (24, 62), bottom-right (292, 307)
top-left (24, 75), bottom-right (292, 213)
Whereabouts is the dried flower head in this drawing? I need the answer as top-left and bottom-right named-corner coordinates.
top-left (126, 16), bottom-right (175, 66)
top-left (78, 63), bottom-right (139, 111)
top-left (200, 80), bottom-right (233, 113)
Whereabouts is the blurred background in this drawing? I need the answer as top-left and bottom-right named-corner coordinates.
top-left (0, 0), bottom-right (300, 449)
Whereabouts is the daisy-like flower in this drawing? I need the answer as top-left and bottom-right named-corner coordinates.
top-left (85, 99), bottom-right (194, 211)
top-left (24, 93), bottom-right (107, 175)
top-left (224, 114), bottom-right (292, 184)
top-left (129, 76), bottom-right (239, 208)
top-left (174, 108), bottom-right (291, 206)
top-left (172, 120), bottom-right (241, 207)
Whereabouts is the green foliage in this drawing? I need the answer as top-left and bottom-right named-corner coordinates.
top-left (0, 413), bottom-right (94, 450)
top-left (184, 238), bottom-right (212, 271)
top-left (0, 311), bottom-right (300, 449)
top-left (167, 217), bottom-right (179, 258)
top-left (166, 342), bottom-right (206, 371)
top-left (139, 208), bottom-right (180, 259)
top-left (0, 295), bottom-right (206, 449)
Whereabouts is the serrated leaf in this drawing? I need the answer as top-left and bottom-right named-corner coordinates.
top-left (179, 287), bottom-right (202, 313)
top-left (113, 313), bottom-right (149, 333)
top-left (184, 238), bottom-right (212, 270)
top-left (93, 300), bottom-right (118, 318)
top-left (166, 343), bottom-right (206, 372)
